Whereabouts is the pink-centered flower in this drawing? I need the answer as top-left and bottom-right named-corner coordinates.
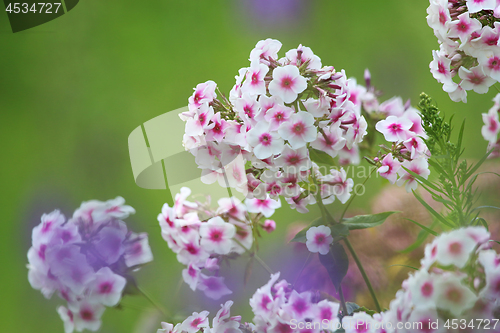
top-left (245, 195), bottom-right (281, 217)
top-left (403, 136), bottom-right (428, 159)
top-left (180, 311), bottom-right (210, 333)
top-left (268, 65), bottom-right (308, 103)
top-left (396, 157), bottom-right (431, 192)
top-left (281, 290), bottom-right (314, 320)
top-left (278, 111), bottom-right (317, 149)
top-left (246, 122), bottom-right (284, 159)
top-left (459, 65), bottom-right (496, 93)
top-left (249, 38), bottom-right (282, 64)
top-left (88, 267), bottom-right (126, 307)
top-left (430, 50), bottom-right (453, 85)
top-left (199, 216), bottom-right (236, 255)
top-left (189, 81), bottom-right (217, 110)
top-left (435, 274), bottom-right (477, 316)
top-left (479, 51), bottom-right (500, 82)
top-left (310, 123), bottom-right (346, 158)
top-left (448, 13), bottom-right (482, 43)
top-left (284, 45), bottom-right (322, 70)
top-left (185, 103), bottom-right (215, 136)
top-left (375, 115), bottom-right (413, 142)
top-left (482, 105), bottom-right (500, 143)
top-left (182, 264), bottom-right (201, 291)
top-left (305, 225), bottom-right (333, 255)
top-left (264, 104), bottom-right (293, 131)
top-left (205, 113), bottom-right (229, 143)
top-left (377, 153), bottom-right (401, 184)
top-left (435, 228), bottom-right (477, 268)
top-left (426, 0), bottom-right (451, 38)
top-left (275, 145), bottom-right (311, 174)
top-left (242, 62), bottom-right (269, 96)
top-left (466, 0), bottom-right (496, 13)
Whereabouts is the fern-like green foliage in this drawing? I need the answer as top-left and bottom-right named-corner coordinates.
top-left (413, 93), bottom-right (493, 229)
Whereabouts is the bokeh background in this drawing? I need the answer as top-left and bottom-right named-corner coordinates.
top-left (1, 1), bottom-right (499, 332)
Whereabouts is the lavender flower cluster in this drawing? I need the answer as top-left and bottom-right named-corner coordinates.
top-left (27, 197), bottom-right (153, 333)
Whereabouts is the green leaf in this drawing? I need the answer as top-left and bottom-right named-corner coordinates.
top-left (489, 240), bottom-right (500, 245)
top-left (345, 302), bottom-right (361, 315)
top-left (399, 220), bottom-right (438, 253)
top-left (472, 205), bottom-right (500, 212)
top-left (330, 223), bottom-right (350, 240)
top-left (403, 166), bottom-right (443, 194)
top-left (463, 149), bottom-right (494, 185)
top-left (403, 218), bottom-right (438, 236)
top-left (341, 211), bottom-right (398, 230)
top-left (388, 264), bottom-right (419, 270)
top-left (412, 191), bottom-right (454, 227)
top-left (456, 120), bottom-right (465, 160)
top-left (319, 242), bottom-right (349, 290)
top-left (352, 305), bottom-right (378, 316)
top-left (309, 148), bottom-right (335, 166)
top-left (290, 217), bottom-right (323, 243)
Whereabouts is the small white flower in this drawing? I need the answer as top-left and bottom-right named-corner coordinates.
top-left (305, 225), bottom-right (333, 255)
top-left (199, 216), bottom-right (236, 255)
top-left (268, 65), bottom-right (308, 103)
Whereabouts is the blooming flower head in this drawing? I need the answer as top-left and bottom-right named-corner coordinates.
top-left (268, 65), bottom-right (308, 103)
top-left (377, 153), bottom-right (401, 184)
top-left (200, 216), bottom-right (236, 255)
top-left (181, 39), bottom-right (379, 213)
top-left (246, 122), bottom-right (284, 159)
top-left (375, 115), bottom-right (413, 142)
top-left (427, 1), bottom-right (500, 102)
top-left (28, 198), bottom-right (151, 333)
top-left (305, 225), bottom-right (333, 255)
top-left (278, 111), bottom-right (316, 149)
top-left (396, 157), bottom-right (431, 192)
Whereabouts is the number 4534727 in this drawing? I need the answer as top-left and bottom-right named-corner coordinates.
top-left (5, 3), bottom-right (62, 14)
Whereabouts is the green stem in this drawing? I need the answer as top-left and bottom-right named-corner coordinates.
top-left (292, 252), bottom-right (311, 287)
top-left (234, 238), bottom-right (273, 274)
top-left (343, 238), bottom-right (382, 312)
top-left (338, 285), bottom-right (349, 315)
top-left (137, 285), bottom-right (169, 317)
top-left (254, 253), bottom-right (274, 274)
top-left (339, 168), bottom-right (376, 222)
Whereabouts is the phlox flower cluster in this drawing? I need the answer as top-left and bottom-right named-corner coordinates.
top-left (156, 272), bottom-right (343, 333)
top-left (27, 197), bottom-right (153, 333)
top-left (481, 93), bottom-right (500, 157)
top-left (158, 187), bottom-right (278, 300)
top-left (156, 300), bottom-right (246, 333)
top-left (180, 38), bottom-right (374, 213)
top-left (373, 101), bottom-right (431, 192)
top-left (341, 226), bottom-right (500, 333)
top-left (427, 0), bottom-right (500, 103)
top-left (249, 272), bottom-right (341, 332)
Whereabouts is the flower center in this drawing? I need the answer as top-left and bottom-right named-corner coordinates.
top-left (99, 282), bottom-right (113, 294)
top-left (449, 241), bottom-right (462, 255)
top-left (293, 123), bottom-right (305, 134)
top-left (421, 282), bottom-right (433, 297)
top-left (80, 309), bottom-right (93, 321)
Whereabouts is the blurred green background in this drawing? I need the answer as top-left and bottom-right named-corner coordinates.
top-left (0, 1), bottom-right (496, 332)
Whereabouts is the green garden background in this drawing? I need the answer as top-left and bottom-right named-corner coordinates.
top-left (0, 1), bottom-right (495, 332)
